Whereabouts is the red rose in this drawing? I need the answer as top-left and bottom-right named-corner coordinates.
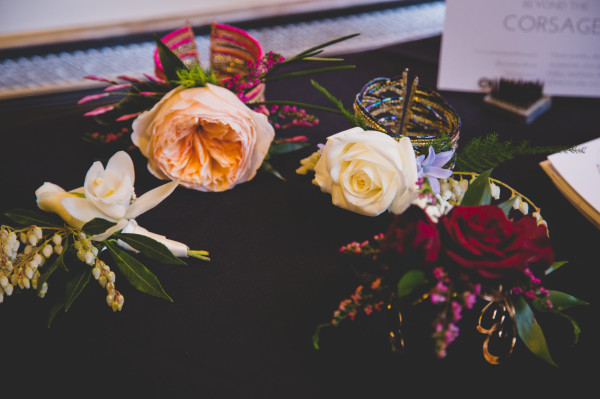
top-left (379, 205), bottom-right (441, 272)
top-left (439, 205), bottom-right (553, 279)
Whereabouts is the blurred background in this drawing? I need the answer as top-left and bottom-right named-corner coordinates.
top-left (0, 0), bottom-right (444, 99)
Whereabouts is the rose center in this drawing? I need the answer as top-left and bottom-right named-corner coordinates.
top-left (350, 169), bottom-right (373, 193)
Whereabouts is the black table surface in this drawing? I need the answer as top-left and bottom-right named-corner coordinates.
top-left (1, 34), bottom-right (599, 398)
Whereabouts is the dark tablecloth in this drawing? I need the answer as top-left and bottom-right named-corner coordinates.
top-left (1, 33), bottom-right (598, 398)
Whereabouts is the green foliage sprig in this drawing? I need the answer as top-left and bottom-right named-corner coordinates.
top-left (175, 64), bottom-right (218, 88)
top-left (454, 133), bottom-right (583, 173)
top-left (1, 209), bottom-right (206, 327)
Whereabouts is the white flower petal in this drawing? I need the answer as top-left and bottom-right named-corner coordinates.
top-left (105, 151), bottom-right (135, 186)
top-left (61, 197), bottom-right (112, 224)
top-left (35, 182), bottom-right (66, 198)
top-left (125, 180), bottom-right (179, 219)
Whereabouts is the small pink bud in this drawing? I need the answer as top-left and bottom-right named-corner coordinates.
top-left (104, 83), bottom-right (132, 92)
top-left (84, 104), bottom-right (115, 117)
top-left (77, 93), bottom-right (109, 104)
top-left (115, 112), bottom-right (141, 122)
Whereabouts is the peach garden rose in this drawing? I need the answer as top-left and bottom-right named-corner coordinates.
top-left (131, 84), bottom-right (275, 192)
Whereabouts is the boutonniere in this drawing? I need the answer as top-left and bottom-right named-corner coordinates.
top-left (1, 151), bottom-right (208, 326)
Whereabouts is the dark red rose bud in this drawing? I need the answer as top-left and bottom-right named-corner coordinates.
top-left (379, 205), bottom-right (441, 272)
top-left (439, 205), bottom-right (553, 280)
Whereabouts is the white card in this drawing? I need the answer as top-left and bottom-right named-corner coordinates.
top-left (437, 0), bottom-right (600, 98)
top-left (547, 137), bottom-right (600, 212)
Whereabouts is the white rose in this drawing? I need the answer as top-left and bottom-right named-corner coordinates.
top-left (36, 151), bottom-right (179, 242)
top-left (314, 127), bottom-right (419, 217)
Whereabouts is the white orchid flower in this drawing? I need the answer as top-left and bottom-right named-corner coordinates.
top-left (36, 151), bottom-right (187, 255)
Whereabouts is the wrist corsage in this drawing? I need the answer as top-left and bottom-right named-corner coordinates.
top-left (302, 73), bottom-right (586, 365)
top-left (80, 23), bottom-right (357, 191)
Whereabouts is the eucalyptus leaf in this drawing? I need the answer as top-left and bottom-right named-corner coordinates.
top-left (82, 218), bottom-right (118, 236)
top-left (514, 296), bottom-right (557, 367)
top-left (47, 300), bottom-right (66, 328)
top-left (269, 142), bottom-right (310, 155)
top-left (397, 270), bottom-right (427, 299)
top-left (4, 208), bottom-right (63, 228)
top-left (155, 34), bottom-right (188, 82)
top-left (64, 269), bottom-right (91, 312)
top-left (545, 261), bottom-right (569, 276)
top-left (497, 196), bottom-right (517, 217)
top-left (105, 240), bottom-right (172, 302)
top-left (460, 169), bottom-right (493, 206)
top-left (114, 233), bottom-right (186, 265)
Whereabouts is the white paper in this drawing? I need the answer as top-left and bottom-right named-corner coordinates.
top-left (438, 0), bottom-right (600, 98)
top-left (547, 137), bottom-right (600, 211)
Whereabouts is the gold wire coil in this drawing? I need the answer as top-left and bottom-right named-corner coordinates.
top-left (354, 70), bottom-right (461, 157)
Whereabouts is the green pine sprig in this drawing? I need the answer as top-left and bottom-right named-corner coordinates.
top-left (310, 79), bottom-right (367, 129)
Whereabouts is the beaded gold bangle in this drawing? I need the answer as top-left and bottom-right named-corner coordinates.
top-left (354, 69), bottom-right (461, 158)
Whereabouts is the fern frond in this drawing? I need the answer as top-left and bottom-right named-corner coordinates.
top-left (454, 133), bottom-right (581, 173)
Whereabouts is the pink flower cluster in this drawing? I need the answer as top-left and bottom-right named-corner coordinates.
top-left (252, 104), bottom-right (319, 130)
top-left (331, 278), bottom-right (385, 325)
top-left (512, 267), bottom-right (552, 308)
top-left (223, 51), bottom-right (284, 102)
top-left (428, 267), bottom-right (481, 358)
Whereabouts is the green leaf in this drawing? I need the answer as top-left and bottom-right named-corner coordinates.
top-left (260, 161), bottom-right (286, 182)
top-left (397, 270), bottom-right (427, 299)
top-left (47, 300), bottom-right (66, 328)
top-left (460, 169), bottom-right (493, 206)
top-left (64, 269), bottom-right (91, 312)
top-left (497, 196), bottom-right (517, 217)
top-left (283, 33), bottom-right (360, 63)
top-left (514, 296), bottom-right (557, 367)
top-left (535, 290), bottom-right (589, 311)
top-left (81, 218), bottom-right (118, 236)
top-left (545, 261), bottom-right (569, 276)
top-left (3, 208), bottom-right (63, 228)
top-left (264, 65), bottom-right (356, 83)
top-left (37, 242), bottom-right (67, 293)
top-left (154, 34), bottom-right (187, 82)
top-left (105, 240), bottom-right (172, 302)
top-left (113, 233), bottom-right (186, 265)
top-left (531, 291), bottom-right (586, 346)
top-left (269, 142), bottom-right (309, 155)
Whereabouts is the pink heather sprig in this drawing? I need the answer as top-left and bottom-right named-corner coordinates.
top-left (263, 104), bottom-right (319, 130)
top-left (428, 267), bottom-right (480, 358)
top-left (84, 127), bottom-right (133, 149)
top-left (339, 233), bottom-right (384, 260)
top-left (511, 267), bottom-right (553, 308)
top-left (223, 51), bottom-right (284, 101)
top-left (331, 278), bottom-right (386, 326)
